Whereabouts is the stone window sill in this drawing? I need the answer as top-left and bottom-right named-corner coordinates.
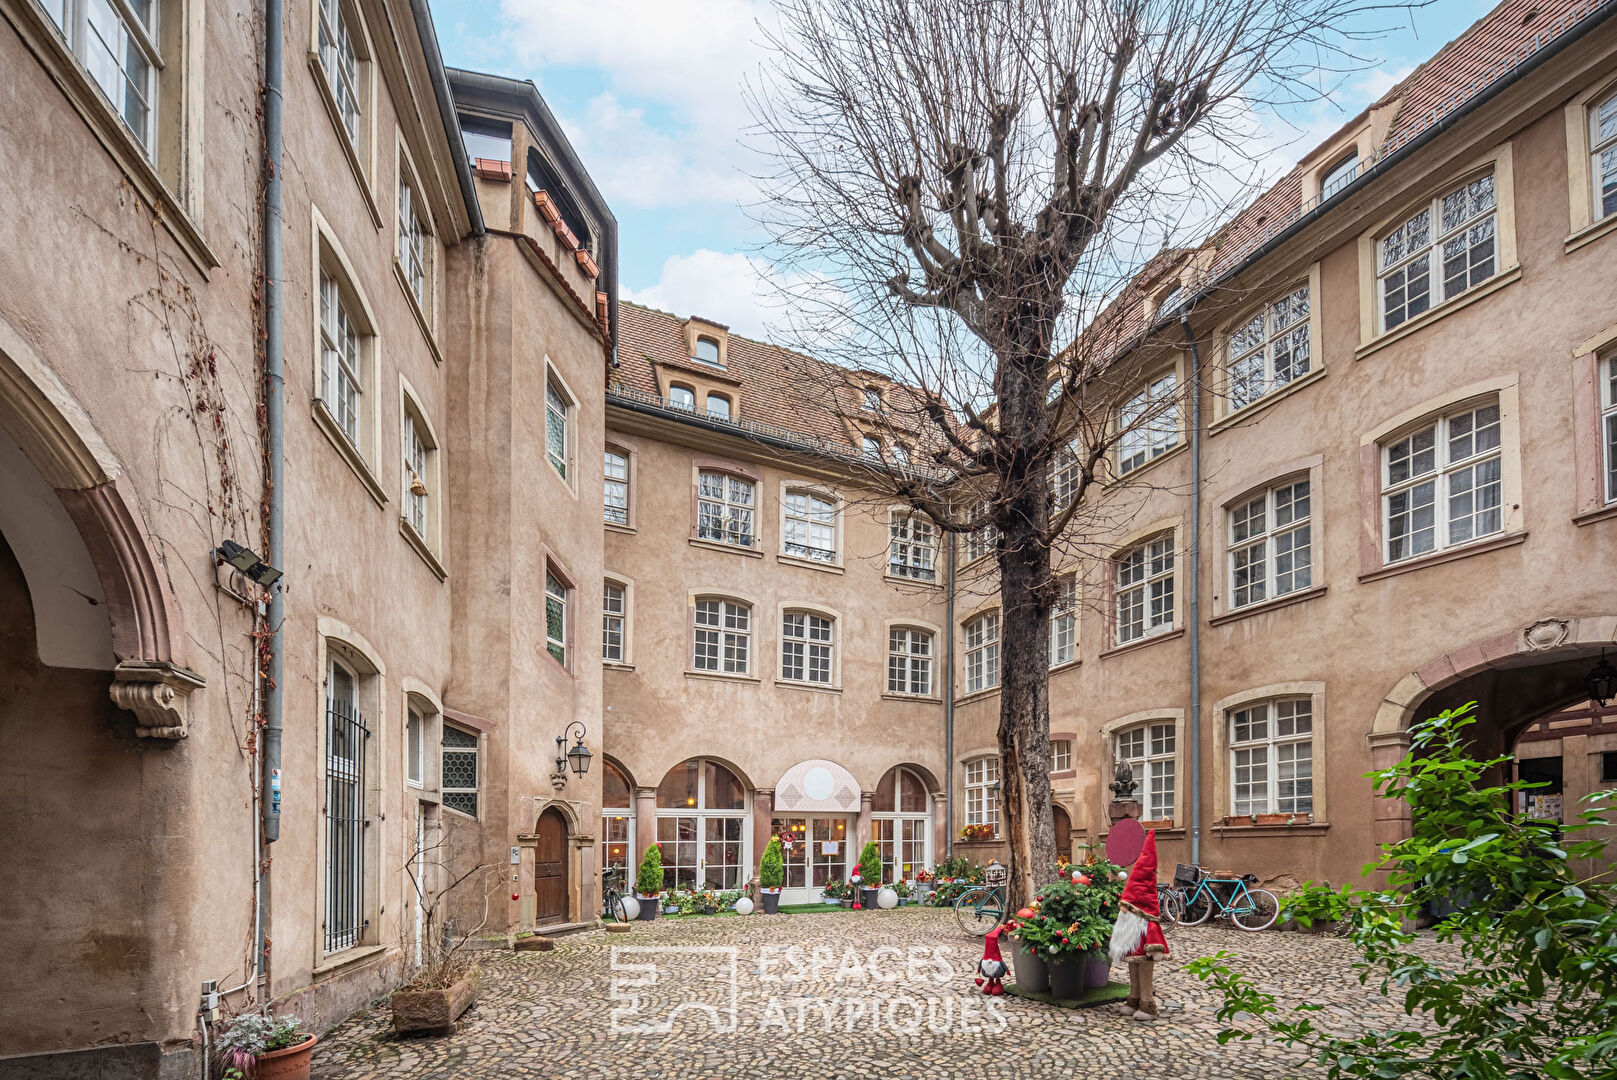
top-left (603, 661), bottom-right (636, 672)
top-left (1106, 442), bottom-right (1187, 488)
top-left (776, 680), bottom-right (841, 695)
top-left (399, 518), bottom-right (447, 581)
top-left (684, 670), bottom-right (761, 685)
top-left (1573, 503), bottom-right (1617, 527)
top-left (1210, 366), bottom-right (1328, 434)
top-left (1355, 267), bottom-right (1521, 361)
top-left (1049, 658), bottom-right (1082, 676)
top-left (1099, 627), bottom-right (1185, 660)
top-left (313, 943), bottom-right (389, 980)
top-left (688, 536), bottom-right (764, 559)
top-left (1565, 214), bottom-right (1617, 255)
top-left (307, 52), bottom-right (383, 229)
top-left (1212, 821), bottom-right (1332, 837)
top-left (394, 260), bottom-right (443, 366)
top-left (883, 572), bottom-right (940, 589)
top-left (313, 400), bottom-right (388, 508)
top-left (605, 521), bottom-right (637, 535)
top-left (1209, 585), bottom-right (1326, 627)
top-left (954, 686), bottom-right (1000, 706)
top-left (777, 553), bottom-right (843, 574)
top-left (1358, 531), bottom-right (1527, 583)
top-left (881, 692), bottom-right (942, 704)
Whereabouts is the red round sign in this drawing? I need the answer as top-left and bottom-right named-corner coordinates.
top-left (1105, 817), bottom-right (1146, 866)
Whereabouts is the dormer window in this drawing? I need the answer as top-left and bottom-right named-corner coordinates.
top-left (668, 385), bottom-right (696, 411)
top-left (1157, 285), bottom-right (1184, 318)
top-left (706, 393), bottom-right (732, 420)
top-left (1321, 151), bottom-right (1359, 200)
top-left (459, 115), bottom-right (512, 169)
top-left (695, 337), bottom-right (722, 365)
top-left (862, 436), bottom-right (882, 459)
top-left (863, 388), bottom-right (883, 412)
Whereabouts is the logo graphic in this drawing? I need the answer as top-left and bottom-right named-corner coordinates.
top-left (609, 946), bottom-right (739, 1033)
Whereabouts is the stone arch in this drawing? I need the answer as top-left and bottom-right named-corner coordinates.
top-left (532, 796), bottom-right (584, 834)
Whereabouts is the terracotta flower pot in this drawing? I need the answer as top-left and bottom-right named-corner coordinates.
top-left (1255, 813), bottom-right (1290, 826)
top-left (253, 1033), bottom-right (316, 1080)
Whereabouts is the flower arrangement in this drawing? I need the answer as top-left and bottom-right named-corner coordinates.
top-left (217, 1011), bottom-right (307, 1076)
top-left (822, 877), bottom-right (847, 900)
top-left (914, 868), bottom-right (933, 883)
top-left (892, 879), bottom-right (912, 899)
top-left (959, 823), bottom-right (995, 841)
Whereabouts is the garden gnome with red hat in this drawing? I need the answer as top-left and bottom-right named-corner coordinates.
top-left (974, 927), bottom-right (1008, 995)
top-left (1108, 829), bottom-right (1169, 1021)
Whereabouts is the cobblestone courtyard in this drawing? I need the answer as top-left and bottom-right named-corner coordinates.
top-left (311, 907), bottom-right (1444, 1080)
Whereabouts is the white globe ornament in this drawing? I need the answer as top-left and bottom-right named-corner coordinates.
top-left (876, 886), bottom-right (898, 909)
top-left (734, 896), bottom-right (754, 916)
top-left (619, 895), bottom-right (641, 921)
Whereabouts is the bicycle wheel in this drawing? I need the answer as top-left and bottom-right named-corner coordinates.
top-left (1179, 888), bottom-right (1213, 927)
top-left (1231, 888), bottom-right (1280, 931)
top-left (953, 887), bottom-right (1003, 936)
top-left (1157, 886), bottom-right (1184, 932)
top-left (609, 893), bottom-right (630, 924)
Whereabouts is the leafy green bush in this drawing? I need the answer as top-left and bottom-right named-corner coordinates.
top-left (760, 836), bottom-right (784, 890)
top-left (1186, 703), bottom-right (1617, 1079)
top-left (859, 841), bottom-right (882, 887)
top-left (635, 842), bottom-right (663, 896)
top-left (1279, 885), bottom-right (1348, 933)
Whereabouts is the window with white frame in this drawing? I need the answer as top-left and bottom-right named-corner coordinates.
top-left (405, 702), bottom-right (424, 787)
top-left (781, 611), bottom-right (834, 684)
top-left (1229, 699), bottom-right (1314, 817)
top-left (668, 384), bottom-right (696, 411)
top-left (544, 569), bottom-right (568, 666)
top-left (1229, 479), bottom-right (1311, 609)
top-left (402, 407), bottom-right (430, 539)
top-left (1320, 151), bottom-right (1358, 200)
top-left (1116, 721), bottom-right (1176, 821)
top-left (783, 490), bottom-right (837, 562)
top-left (696, 471), bottom-right (755, 547)
top-left (887, 626), bottom-right (933, 696)
top-left (545, 381), bottom-right (569, 479)
top-left (706, 393), bottom-right (731, 420)
top-left (1048, 575), bottom-right (1076, 667)
top-left (1604, 354), bottom-right (1617, 504)
top-left (964, 756), bottom-right (1000, 832)
top-left (863, 387), bottom-right (882, 412)
top-left (1227, 285), bottom-right (1310, 411)
top-left (693, 598), bottom-right (750, 675)
top-left (1378, 170), bottom-right (1497, 333)
top-left (1051, 440), bottom-right (1081, 510)
top-left (324, 656), bottom-right (369, 952)
top-left (888, 512), bottom-right (935, 581)
top-left (1382, 399), bottom-right (1502, 563)
top-left (1116, 534), bottom-right (1174, 644)
top-left (862, 435), bottom-right (882, 459)
top-left (602, 581), bottom-right (626, 663)
top-left (964, 611), bottom-right (1000, 694)
top-left (694, 337), bottom-right (721, 365)
top-left (604, 448), bottom-right (630, 525)
top-left (40, 0), bottom-right (160, 154)
top-left (1118, 371), bottom-right (1179, 474)
top-left (397, 169), bottom-right (430, 313)
top-left (963, 502), bottom-right (998, 564)
top-left (1051, 739), bottom-right (1072, 773)
top-left (317, 0), bottom-right (361, 145)
top-left (874, 766), bottom-right (930, 881)
top-left (1592, 89), bottom-right (1617, 222)
top-left (441, 723), bottom-right (478, 817)
top-left (319, 272), bottom-right (364, 449)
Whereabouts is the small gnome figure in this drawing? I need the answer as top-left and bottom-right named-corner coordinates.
top-left (974, 927), bottom-right (1008, 995)
top-left (1108, 829), bottom-right (1170, 1022)
top-left (849, 870), bottom-right (862, 910)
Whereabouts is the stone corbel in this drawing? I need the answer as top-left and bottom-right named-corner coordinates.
top-left (109, 660), bottom-right (205, 738)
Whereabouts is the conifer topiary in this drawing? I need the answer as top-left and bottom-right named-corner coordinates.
top-left (760, 836), bottom-right (784, 890)
top-left (859, 841), bottom-right (882, 888)
top-left (636, 842), bottom-right (663, 896)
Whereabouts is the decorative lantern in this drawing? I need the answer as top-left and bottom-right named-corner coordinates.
top-left (1585, 650), bottom-right (1617, 707)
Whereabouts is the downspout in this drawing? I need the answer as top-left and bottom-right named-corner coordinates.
top-left (944, 532), bottom-right (956, 858)
top-left (261, 0), bottom-right (285, 864)
top-left (1179, 313), bottom-right (1203, 866)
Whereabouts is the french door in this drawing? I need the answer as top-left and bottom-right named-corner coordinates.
top-left (772, 815), bottom-right (849, 904)
top-left (657, 814), bottom-right (745, 890)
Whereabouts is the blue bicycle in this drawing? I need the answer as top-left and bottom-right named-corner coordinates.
top-left (1175, 868), bottom-right (1279, 931)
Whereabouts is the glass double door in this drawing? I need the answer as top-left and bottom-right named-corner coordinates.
top-left (657, 814), bottom-right (745, 890)
top-left (772, 816), bottom-right (850, 904)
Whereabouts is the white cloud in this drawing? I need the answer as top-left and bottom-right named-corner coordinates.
top-left (555, 93), bottom-right (756, 211)
top-left (623, 249), bottom-right (814, 342)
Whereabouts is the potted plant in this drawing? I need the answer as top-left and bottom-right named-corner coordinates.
top-left (217, 1012), bottom-right (315, 1080)
top-left (1003, 907), bottom-right (1053, 993)
top-left (857, 842), bottom-right (882, 909)
top-left (391, 816), bottom-right (492, 1036)
top-left (759, 836), bottom-right (785, 913)
top-left (635, 843), bottom-right (663, 921)
top-left (892, 879), bottom-right (912, 906)
top-left (912, 868), bottom-right (933, 900)
top-left (822, 878), bottom-right (846, 905)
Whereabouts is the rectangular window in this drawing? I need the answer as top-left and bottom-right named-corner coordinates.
top-left (693, 599), bottom-right (750, 675)
top-left (781, 612), bottom-right (833, 684)
top-left (1603, 355), bottom-right (1617, 504)
top-left (1116, 534), bottom-right (1174, 644)
top-left (783, 491), bottom-right (837, 562)
top-left (441, 723), bottom-right (479, 817)
top-left (602, 581), bottom-right (626, 663)
top-left (317, 0), bottom-right (360, 144)
top-left (964, 612), bottom-right (1000, 693)
top-left (405, 704), bottom-right (423, 787)
top-left (1051, 441), bottom-right (1082, 511)
top-left (545, 382), bottom-right (569, 479)
top-left (1118, 372), bottom-right (1178, 474)
top-left (696, 471), bottom-right (756, 547)
top-left (1382, 399), bottom-right (1502, 563)
top-left (1116, 722), bottom-right (1176, 821)
top-left (604, 449), bottom-right (630, 525)
top-left (1229, 699), bottom-right (1314, 816)
top-left (1229, 479), bottom-right (1312, 609)
top-left (403, 411), bottom-right (428, 538)
top-left (544, 570), bottom-right (567, 666)
top-left (1048, 576), bottom-right (1076, 667)
top-left (1051, 740), bottom-right (1072, 773)
top-left (319, 273), bottom-right (363, 447)
top-left (888, 512), bottom-right (935, 581)
top-left (1379, 171), bottom-right (1497, 333)
top-left (887, 627), bottom-right (933, 696)
top-left (324, 659), bottom-right (368, 952)
top-left (963, 502), bottom-right (998, 564)
top-left (964, 757), bottom-right (1000, 831)
top-left (1227, 285), bottom-right (1310, 411)
top-left (43, 0), bottom-right (159, 153)
top-left (1593, 91), bottom-right (1617, 221)
top-left (397, 173), bottom-right (429, 310)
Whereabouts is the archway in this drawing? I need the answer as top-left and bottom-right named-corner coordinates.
top-left (655, 758), bottom-right (749, 890)
top-left (873, 765), bottom-right (933, 884)
top-left (1053, 805), bottom-right (1072, 861)
top-left (601, 758), bottom-right (635, 886)
top-left (534, 807), bottom-right (570, 925)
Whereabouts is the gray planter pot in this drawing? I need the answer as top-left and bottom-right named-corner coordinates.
top-left (1048, 956), bottom-right (1082, 1000)
top-left (1008, 938), bottom-right (1049, 993)
top-left (636, 895), bottom-right (660, 921)
top-left (761, 890), bottom-right (781, 914)
top-left (860, 887), bottom-right (880, 909)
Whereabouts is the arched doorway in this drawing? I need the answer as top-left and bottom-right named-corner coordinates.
top-left (772, 758), bottom-right (863, 903)
top-left (873, 765), bottom-right (932, 884)
top-left (655, 758), bottom-right (748, 890)
top-left (1053, 805), bottom-right (1072, 861)
top-left (534, 808), bottom-right (570, 925)
top-left (601, 759), bottom-right (634, 889)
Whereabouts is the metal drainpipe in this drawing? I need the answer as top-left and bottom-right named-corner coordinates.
top-left (1180, 313), bottom-right (1203, 866)
top-left (944, 532), bottom-right (956, 859)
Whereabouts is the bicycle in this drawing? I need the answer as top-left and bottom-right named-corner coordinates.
top-left (1156, 882), bottom-right (1185, 932)
top-left (953, 863), bottom-right (1009, 936)
top-left (1176, 868), bottom-right (1279, 931)
top-left (601, 867), bottom-right (632, 923)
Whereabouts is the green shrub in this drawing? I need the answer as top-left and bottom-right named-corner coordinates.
top-left (635, 843), bottom-right (663, 896)
top-left (859, 841), bottom-right (882, 887)
top-left (760, 836), bottom-right (784, 890)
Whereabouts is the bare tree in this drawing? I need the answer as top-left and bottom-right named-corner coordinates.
top-left (749, 0), bottom-right (1394, 904)
top-left (400, 814), bottom-right (501, 990)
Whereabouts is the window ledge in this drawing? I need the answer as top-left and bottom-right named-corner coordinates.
top-left (777, 553), bottom-right (844, 574)
top-left (688, 536), bottom-right (764, 559)
top-left (1573, 503), bottom-right (1617, 527)
top-left (307, 52), bottom-right (383, 230)
top-left (603, 661), bottom-right (636, 672)
top-left (954, 686), bottom-right (1001, 706)
top-left (1107, 442), bottom-right (1187, 489)
top-left (1099, 627), bottom-right (1185, 660)
top-left (1358, 530), bottom-right (1527, 583)
top-left (1210, 367), bottom-right (1328, 434)
top-left (955, 837), bottom-right (1003, 846)
top-left (312, 400), bottom-right (388, 508)
top-left (605, 522), bottom-right (637, 536)
top-left (683, 670), bottom-right (761, 685)
top-left (883, 573), bottom-right (941, 589)
top-left (312, 943), bottom-right (390, 980)
top-left (1355, 266), bottom-right (1521, 361)
top-left (1213, 821), bottom-right (1332, 837)
top-left (1209, 585), bottom-right (1326, 627)
top-left (1050, 769), bottom-right (1077, 781)
top-left (1565, 214), bottom-right (1617, 255)
top-left (1100, 825), bottom-right (1185, 840)
top-left (881, 692), bottom-right (942, 704)
top-left (1049, 658), bottom-right (1082, 676)
top-left (393, 261), bottom-right (443, 366)
top-left (775, 680), bottom-right (842, 695)
top-left (399, 518), bottom-right (447, 581)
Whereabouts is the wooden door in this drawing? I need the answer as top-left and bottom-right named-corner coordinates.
top-left (534, 808), bottom-right (569, 925)
top-left (1053, 805), bottom-right (1072, 861)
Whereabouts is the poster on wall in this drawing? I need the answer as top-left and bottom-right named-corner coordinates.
top-left (821, 840), bottom-right (840, 855)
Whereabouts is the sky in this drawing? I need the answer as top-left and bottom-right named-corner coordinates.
top-left (427, 0), bottom-right (1491, 342)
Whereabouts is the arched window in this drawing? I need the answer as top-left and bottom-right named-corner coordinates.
top-left (963, 756), bottom-right (999, 833)
top-left (874, 766), bottom-right (931, 881)
top-left (706, 393), bottom-right (731, 420)
top-left (655, 759), bottom-right (748, 889)
top-left (695, 336), bottom-right (721, 364)
top-left (692, 597), bottom-right (751, 675)
top-left (1320, 150), bottom-right (1358, 200)
top-left (601, 760), bottom-right (633, 881)
top-left (1594, 88), bottom-right (1617, 221)
top-left (781, 610), bottom-right (834, 684)
top-left (1228, 699), bottom-right (1313, 817)
top-left (964, 611), bottom-right (999, 693)
top-left (783, 489), bottom-right (837, 562)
